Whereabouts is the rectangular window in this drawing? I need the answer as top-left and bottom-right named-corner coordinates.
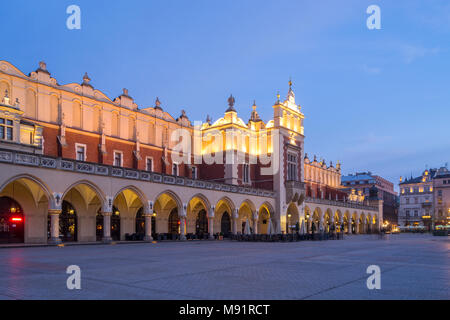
top-left (0, 118), bottom-right (13, 141)
top-left (114, 151), bottom-right (123, 167)
top-left (75, 144), bottom-right (86, 162)
top-left (172, 163), bottom-right (178, 176)
top-left (287, 153), bottom-right (297, 181)
top-left (191, 166), bottom-right (197, 180)
top-left (243, 164), bottom-right (250, 184)
top-left (146, 157), bottom-right (153, 172)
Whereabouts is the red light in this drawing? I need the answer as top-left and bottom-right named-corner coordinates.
top-left (11, 217), bottom-right (22, 222)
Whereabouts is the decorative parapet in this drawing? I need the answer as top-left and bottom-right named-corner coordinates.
top-left (0, 148), bottom-right (275, 198)
top-left (305, 196), bottom-right (378, 211)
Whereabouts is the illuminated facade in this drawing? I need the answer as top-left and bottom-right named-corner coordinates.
top-left (398, 170), bottom-right (435, 229)
top-left (0, 60), bottom-right (381, 244)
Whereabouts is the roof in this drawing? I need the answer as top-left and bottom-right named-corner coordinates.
top-left (341, 174), bottom-right (375, 183)
top-left (399, 168), bottom-right (438, 185)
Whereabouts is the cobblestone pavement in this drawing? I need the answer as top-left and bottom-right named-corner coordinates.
top-left (0, 234), bottom-right (448, 300)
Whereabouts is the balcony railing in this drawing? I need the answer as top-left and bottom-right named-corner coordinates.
top-left (305, 196), bottom-right (378, 211)
top-left (0, 148), bottom-right (275, 198)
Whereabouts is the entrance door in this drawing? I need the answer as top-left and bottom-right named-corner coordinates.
top-left (0, 197), bottom-right (24, 244)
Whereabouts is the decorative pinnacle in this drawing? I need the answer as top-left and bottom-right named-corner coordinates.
top-left (83, 72), bottom-right (91, 84)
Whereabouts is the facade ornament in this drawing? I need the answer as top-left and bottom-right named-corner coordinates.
top-left (58, 113), bottom-right (67, 147)
top-left (14, 98), bottom-right (20, 108)
top-left (133, 131), bottom-right (142, 160)
top-left (155, 97), bottom-right (162, 110)
top-left (206, 114), bottom-right (211, 124)
top-left (82, 72), bottom-right (93, 88)
top-left (99, 122), bottom-right (107, 154)
top-left (226, 94), bottom-right (236, 112)
top-left (2, 89), bottom-right (10, 105)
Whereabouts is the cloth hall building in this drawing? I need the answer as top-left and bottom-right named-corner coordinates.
top-left (0, 60), bottom-right (382, 244)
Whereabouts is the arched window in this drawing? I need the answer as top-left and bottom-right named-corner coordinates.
top-left (26, 89), bottom-right (37, 119)
top-left (148, 122), bottom-right (155, 144)
top-left (72, 101), bottom-right (82, 128)
top-left (128, 117), bottom-right (136, 140)
top-left (92, 107), bottom-right (100, 132)
top-left (50, 95), bottom-right (59, 123)
top-left (111, 112), bottom-right (119, 137)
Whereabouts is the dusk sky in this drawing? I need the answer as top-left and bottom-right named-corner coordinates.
top-left (2, 0), bottom-right (449, 189)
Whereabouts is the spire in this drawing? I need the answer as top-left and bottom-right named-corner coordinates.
top-left (250, 100), bottom-right (261, 122)
top-left (275, 91), bottom-right (281, 104)
top-left (287, 77), bottom-right (295, 101)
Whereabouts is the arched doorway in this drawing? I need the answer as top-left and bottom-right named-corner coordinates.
top-left (168, 208), bottom-right (180, 235)
top-left (136, 207), bottom-right (145, 234)
top-left (221, 211), bottom-right (231, 236)
top-left (195, 209), bottom-right (208, 236)
top-left (0, 197), bottom-right (24, 244)
top-left (60, 201), bottom-right (77, 242)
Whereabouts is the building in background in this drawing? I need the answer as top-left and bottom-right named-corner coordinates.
top-left (432, 167), bottom-right (450, 229)
top-left (342, 172), bottom-right (398, 226)
top-left (398, 169), bottom-right (436, 230)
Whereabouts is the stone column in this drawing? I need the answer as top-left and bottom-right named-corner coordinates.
top-left (208, 217), bottom-right (214, 239)
top-left (348, 220), bottom-right (352, 234)
top-left (102, 211), bottom-right (112, 242)
top-left (355, 218), bottom-right (360, 234)
top-left (180, 216), bottom-right (186, 240)
top-left (48, 209), bottom-right (62, 244)
top-left (253, 215), bottom-right (258, 235)
top-left (232, 209), bottom-right (239, 234)
top-left (330, 216), bottom-right (335, 233)
top-left (180, 204), bottom-right (187, 241)
top-left (144, 214), bottom-right (153, 242)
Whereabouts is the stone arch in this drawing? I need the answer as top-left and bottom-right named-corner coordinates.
top-left (214, 197), bottom-right (235, 235)
top-left (286, 202), bottom-right (300, 233)
top-left (62, 180), bottom-right (106, 207)
top-left (0, 174), bottom-right (52, 243)
top-left (324, 208), bottom-right (333, 232)
top-left (154, 190), bottom-right (182, 234)
top-left (187, 194), bottom-right (211, 235)
top-left (62, 181), bottom-right (104, 242)
top-left (258, 202), bottom-right (273, 235)
top-left (113, 186), bottom-right (148, 240)
top-left (238, 200), bottom-right (256, 234)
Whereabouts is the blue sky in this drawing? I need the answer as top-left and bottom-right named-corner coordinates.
top-left (1, 0), bottom-right (449, 189)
